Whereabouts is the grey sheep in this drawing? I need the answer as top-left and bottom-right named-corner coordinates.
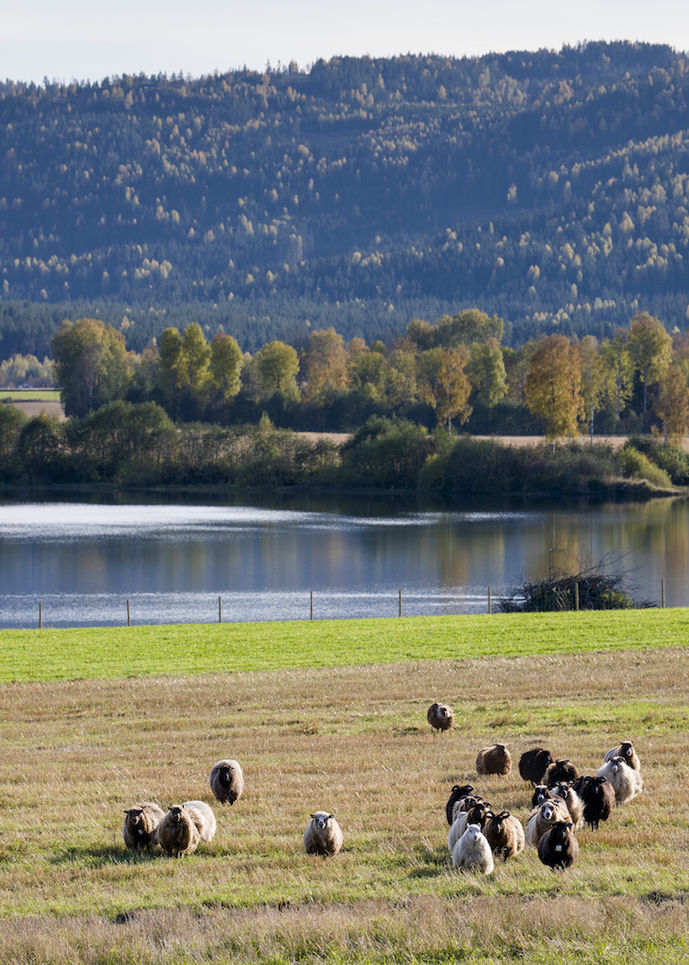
top-left (303, 811), bottom-right (343, 856)
top-left (210, 759), bottom-right (244, 805)
top-left (476, 743), bottom-right (512, 777)
top-left (122, 802), bottom-right (165, 851)
top-left (427, 702), bottom-right (454, 733)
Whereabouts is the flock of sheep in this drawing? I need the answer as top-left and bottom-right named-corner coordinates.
top-left (431, 700), bottom-right (643, 873)
top-left (121, 702), bottom-right (642, 873)
top-left (122, 757), bottom-right (343, 859)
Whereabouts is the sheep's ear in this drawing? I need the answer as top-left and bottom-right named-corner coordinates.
top-left (498, 810), bottom-right (509, 820)
top-left (310, 813), bottom-right (316, 819)
top-left (327, 813), bottom-right (335, 821)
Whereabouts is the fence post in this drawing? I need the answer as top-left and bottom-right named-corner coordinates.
top-left (310, 590), bottom-right (313, 621)
top-left (661, 578), bottom-right (665, 609)
top-left (127, 599), bottom-right (131, 627)
top-left (398, 588), bottom-right (402, 617)
top-left (488, 585), bottom-right (492, 614)
top-left (218, 595), bottom-right (222, 624)
top-left (38, 601), bottom-right (42, 629)
top-left (574, 582), bottom-right (579, 612)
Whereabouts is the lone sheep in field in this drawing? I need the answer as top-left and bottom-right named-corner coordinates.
top-left (518, 747), bottom-right (554, 786)
top-left (427, 702), bottom-right (454, 733)
top-left (573, 775), bottom-right (616, 830)
top-left (476, 743), bottom-right (511, 777)
top-left (445, 784), bottom-right (475, 826)
top-left (156, 805), bottom-right (201, 857)
top-left (604, 740), bottom-right (640, 772)
top-left (552, 782), bottom-right (584, 830)
top-left (448, 800), bottom-right (491, 853)
top-left (122, 802), bottom-right (165, 851)
top-left (537, 820), bottom-right (578, 871)
top-left (303, 811), bottom-right (343, 857)
top-left (544, 758), bottom-right (579, 788)
top-left (210, 759), bottom-right (244, 805)
top-left (484, 810), bottom-right (525, 862)
top-left (452, 824), bottom-right (494, 874)
top-left (596, 756), bottom-right (643, 805)
top-left (525, 797), bottom-right (572, 847)
top-left (531, 784), bottom-right (553, 809)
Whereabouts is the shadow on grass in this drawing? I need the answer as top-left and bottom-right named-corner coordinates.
top-left (406, 844), bottom-right (448, 880)
top-left (49, 844), bottom-right (160, 866)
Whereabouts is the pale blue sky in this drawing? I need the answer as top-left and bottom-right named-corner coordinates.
top-left (2, 0), bottom-right (687, 84)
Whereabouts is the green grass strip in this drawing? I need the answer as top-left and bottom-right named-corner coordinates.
top-left (1, 608), bottom-right (688, 683)
top-left (0, 389), bottom-right (61, 401)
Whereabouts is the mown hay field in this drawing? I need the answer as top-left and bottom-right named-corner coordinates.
top-left (1, 614), bottom-right (688, 963)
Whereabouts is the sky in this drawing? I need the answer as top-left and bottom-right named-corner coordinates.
top-left (2, 0), bottom-right (688, 85)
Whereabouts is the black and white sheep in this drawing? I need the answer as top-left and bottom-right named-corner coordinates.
top-left (452, 823), bottom-right (494, 874)
top-left (303, 811), bottom-right (343, 856)
top-left (525, 796), bottom-right (572, 847)
top-left (476, 743), bottom-right (512, 777)
top-left (572, 775), bottom-right (616, 830)
top-left (544, 758), bottom-right (579, 788)
top-left (518, 747), bottom-right (554, 786)
top-left (604, 740), bottom-right (640, 772)
top-left (484, 810), bottom-right (525, 861)
top-left (210, 759), bottom-right (244, 805)
top-left (122, 802), bottom-right (165, 851)
top-left (427, 702), bottom-right (454, 733)
top-left (596, 755), bottom-right (643, 805)
top-left (531, 784), bottom-right (553, 809)
top-left (537, 820), bottom-right (579, 871)
top-left (552, 781), bottom-right (584, 830)
top-left (445, 784), bottom-right (476, 826)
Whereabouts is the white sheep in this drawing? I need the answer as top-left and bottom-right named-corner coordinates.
top-left (448, 799), bottom-right (490, 854)
top-left (183, 800), bottom-right (217, 842)
top-left (452, 824), bottom-right (494, 874)
top-left (596, 756), bottom-right (643, 805)
top-left (303, 811), bottom-right (343, 856)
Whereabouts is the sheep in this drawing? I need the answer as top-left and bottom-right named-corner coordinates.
top-left (445, 784), bottom-right (475, 826)
top-left (531, 784), bottom-right (553, 809)
top-left (537, 820), bottom-right (579, 871)
top-left (544, 758), bottom-right (579, 788)
top-left (427, 702), bottom-right (454, 733)
top-left (604, 740), bottom-right (640, 772)
top-left (448, 799), bottom-right (491, 853)
top-left (518, 747), bottom-right (554, 786)
top-left (303, 811), bottom-right (343, 856)
top-left (452, 823), bottom-right (494, 874)
top-left (183, 800), bottom-right (217, 842)
top-left (476, 743), bottom-right (511, 777)
top-left (572, 775), bottom-right (616, 830)
top-left (122, 802), bottom-right (165, 851)
top-left (525, 797), bottom-right (572, 847)
top-left (156, 805), bottom-right (201, 857)
top-left (596, 755), bottom-right (643, 805)
top-left (551, 781), bottom-right (584, 830)
top-left (210, 759), bottom-right (244, 805)
top-left (484, 810), bottom-right (525, 862)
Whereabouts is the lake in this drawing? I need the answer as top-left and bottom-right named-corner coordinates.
top-left (0, 494), bottom-right (686, 627)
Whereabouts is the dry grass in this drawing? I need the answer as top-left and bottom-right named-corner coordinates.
top-left (1, 647), bottom-right (689, 962)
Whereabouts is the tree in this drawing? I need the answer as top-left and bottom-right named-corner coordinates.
top-left (180, 322), bottom-right (211, 414)
top-left (301, 327), bottom-right (348, 404)
top-left (628, 313), bottom-right (672, 430)
top-left (157, 327), bottom-right (184, 415)
top-left (578, 335), bottom-right (607, 444)
top-left (524, 334), bottom-right (583, 440)
top-left (417, 346), bottom-right (472, 429)
top-left (51, 318), bottom-right (131, 418)
top-left (599, 328), bottom-right (633, 422)
top-left (209, 333), bottom-right (243, 411)
top-left (252, 340), bottom-right (300, 401)
top-left (655, 362), bottom-right (689, 445)
top-left (469, 338), bottom-right (507, 407)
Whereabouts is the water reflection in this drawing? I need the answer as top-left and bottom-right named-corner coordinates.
top-left (0, 495), bottom-right (686, 627)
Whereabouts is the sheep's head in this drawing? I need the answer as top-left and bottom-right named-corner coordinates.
top-left (311, 812), bottom-right (333, 829)
top-left (540, 800), bottom-right (563, 823)
top-left (620, 741), bottom-right (634, 759)
top-left (124, 807), bottom-right (143, 823)
top-left (533, 784), bottom-right (550, 805)
top-left (168, 805), bottom-right (184, 823)
top-left (464, 823), bottom-right (481, 842)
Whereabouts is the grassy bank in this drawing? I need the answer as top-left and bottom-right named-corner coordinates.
top-left (3, 608), bottom-right (689, 682)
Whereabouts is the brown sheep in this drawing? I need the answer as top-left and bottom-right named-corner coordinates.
top-left (210, 759), bottom-right (244, 805)
top-left (476, 743), bottom-right (511, 777)
top-left (122, 802), bottom-right (164, 851)
top-left (427, 702), bottom-right (454, 733)
top-left (484, 810), bottom-right (525, 862)
top-left (156, 805), bottom-right (201, 857)
top-left (544, 758), bottom-right (579, 788)
top-left (525, 796), bottom-right (571, 847)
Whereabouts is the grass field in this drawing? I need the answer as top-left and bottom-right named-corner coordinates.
top-left (0, 388), bottom-right (60, 401)
top-left (1, 613), bottom-right (689, 963)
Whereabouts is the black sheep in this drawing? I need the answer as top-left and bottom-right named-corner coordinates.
top-left (518, 747), bottom-right (554, 785)
top-left (573, 774), bottom-right (616, 830)
top-left (537, 820), bottom-right (579, 870)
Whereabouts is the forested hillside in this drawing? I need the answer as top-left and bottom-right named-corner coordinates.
top-left (2, 41), bottom-right (689, 355)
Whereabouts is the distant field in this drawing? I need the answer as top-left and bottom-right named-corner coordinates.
top-left (0, 388), bottom-right (60, 401)
top-left (2, 609), bottom-right (689, 683)
top-left (0, 613), bottom-right (687, 963)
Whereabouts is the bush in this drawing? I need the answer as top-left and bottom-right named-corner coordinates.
top-left (627, 436), bottom-right (689, 485)
top-left (616, 444), bottom-right (673, 489)
top-left (500, 570), bottom-right (642, 612)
